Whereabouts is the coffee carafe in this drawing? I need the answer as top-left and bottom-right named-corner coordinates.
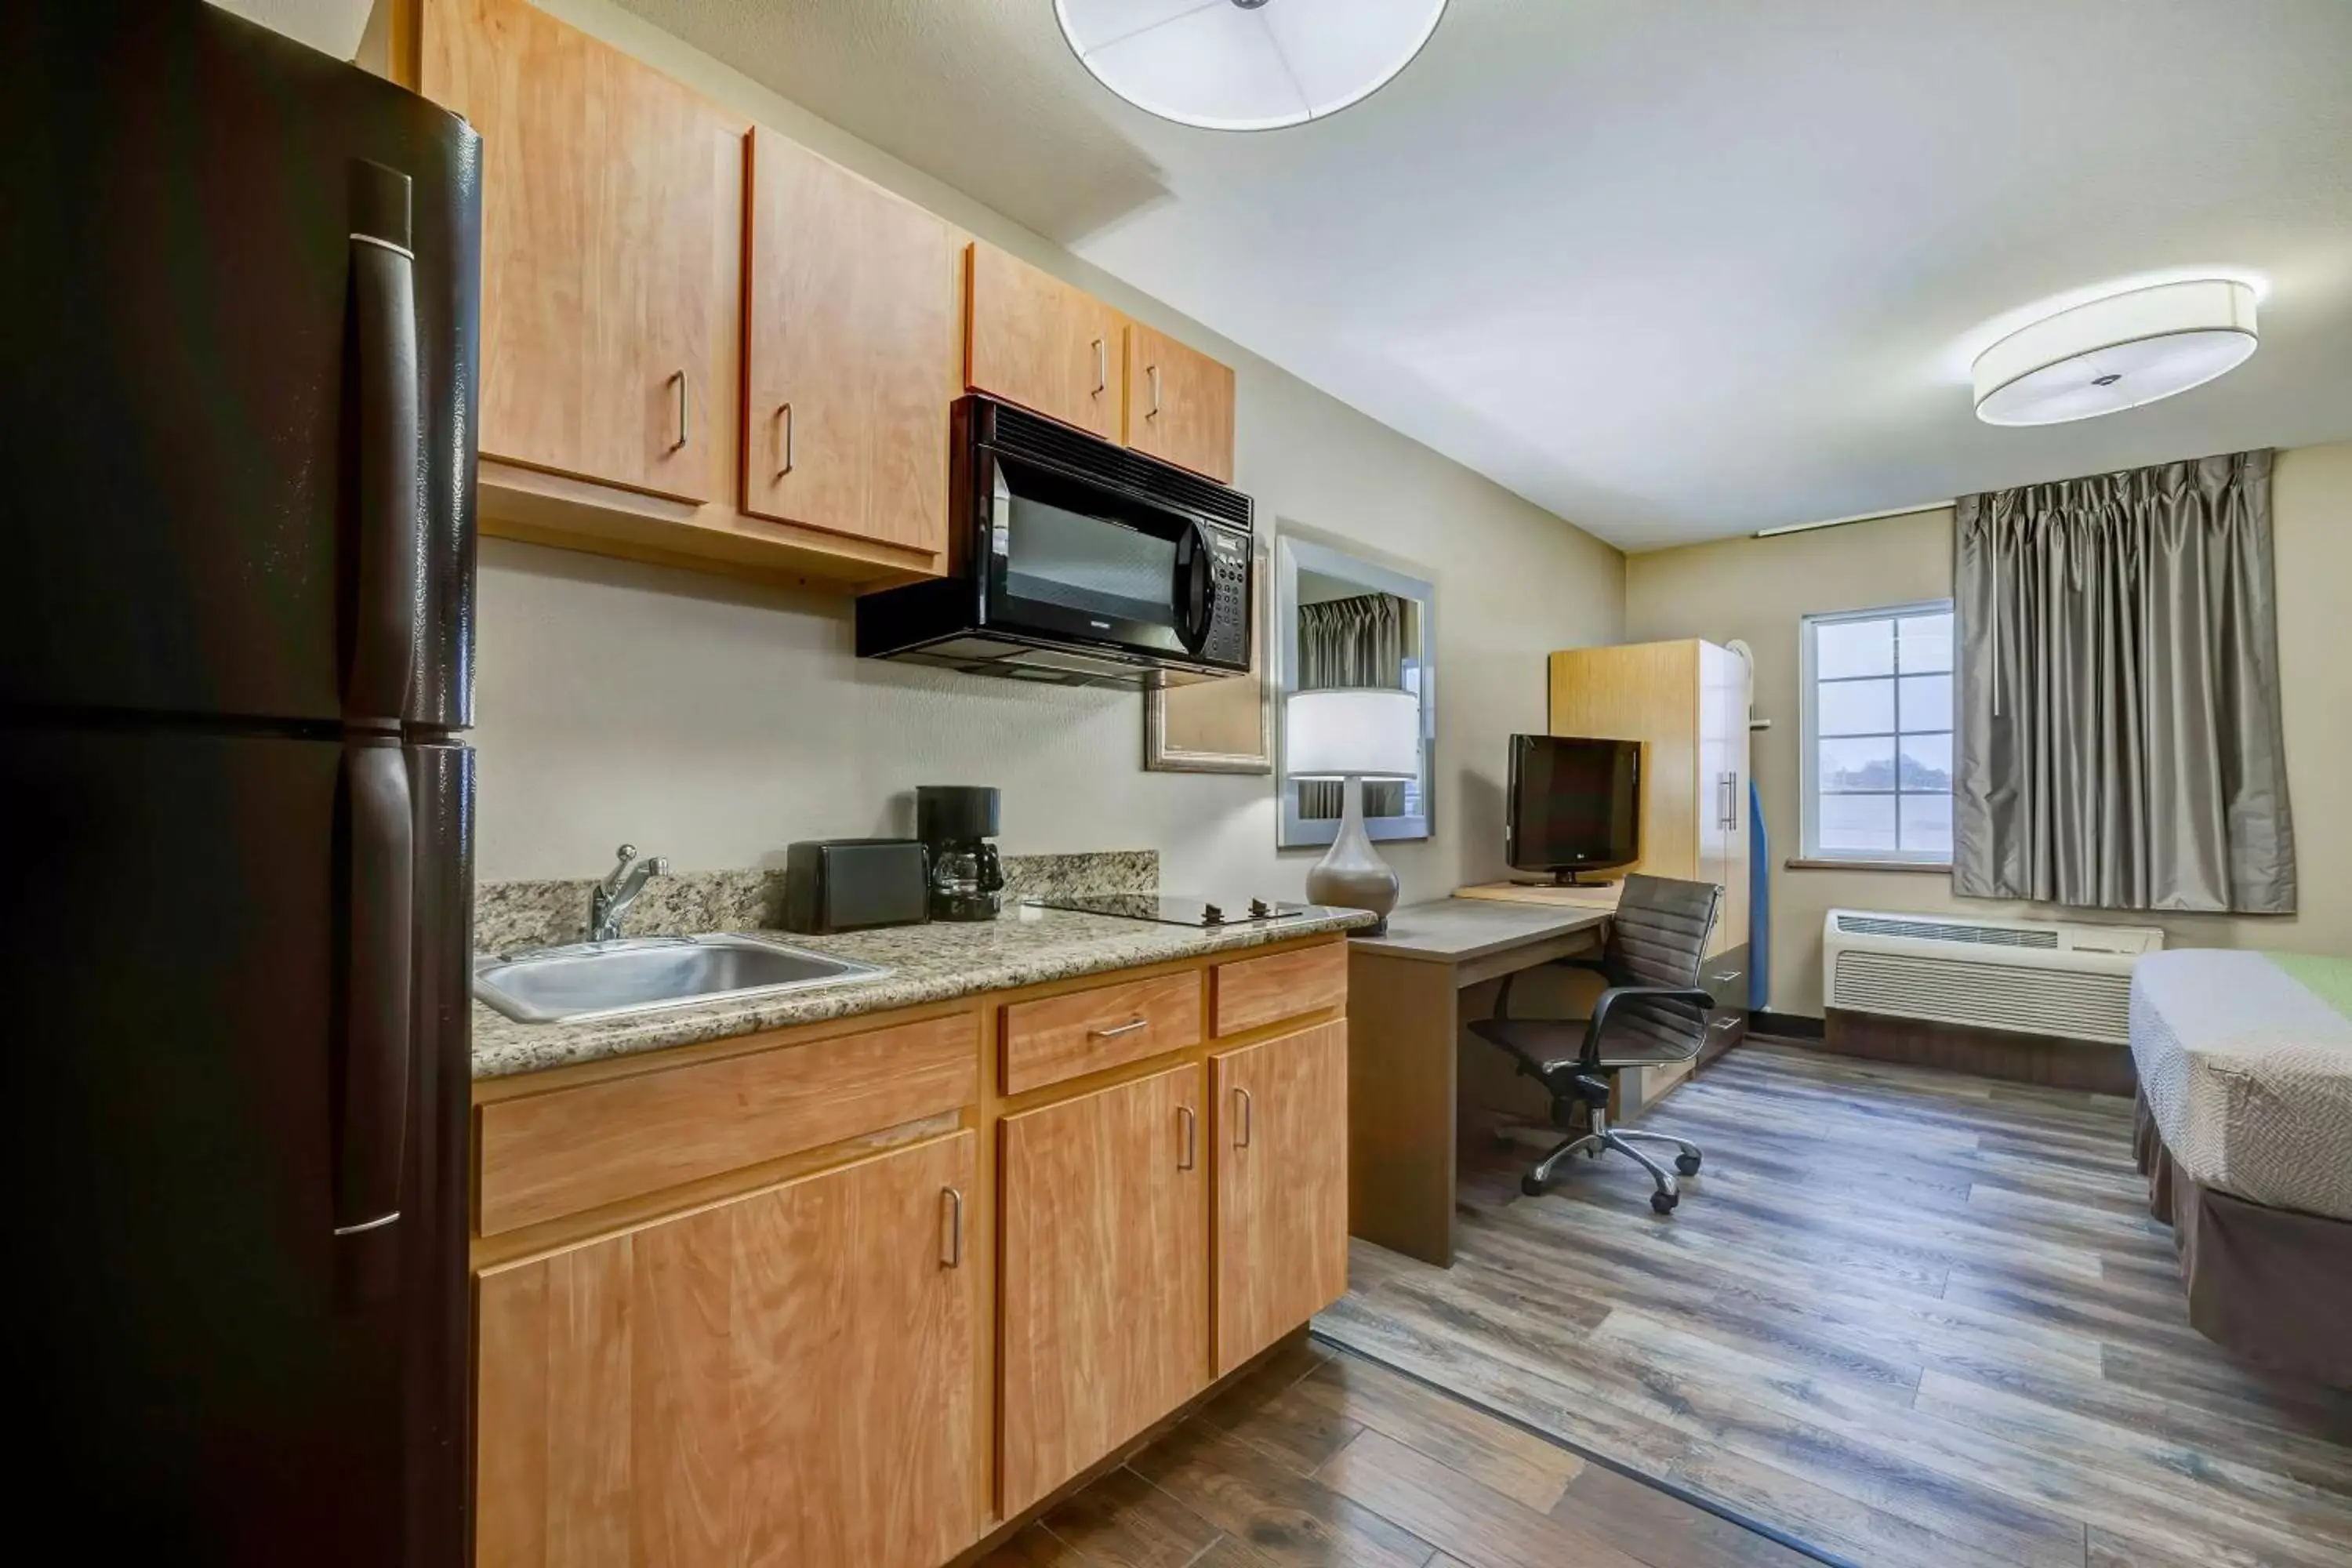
top-left (916, 785), bottom-right (1004, 922)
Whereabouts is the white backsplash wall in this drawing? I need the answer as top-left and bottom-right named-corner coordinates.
top-left (466, 0), bottom-right (1625, 899)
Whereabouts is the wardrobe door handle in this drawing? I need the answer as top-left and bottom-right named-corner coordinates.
top-left (1178, 1105), bottom-right (1197, 1171)
top-left (1233, 1087), bottom-right (1253, 1149)
top-left (670, 369), bottom-right (691, 453)
top-left (774, 401), bottom-right (793, 481)
top-left (940, 1186), bottom-right (964, 1268)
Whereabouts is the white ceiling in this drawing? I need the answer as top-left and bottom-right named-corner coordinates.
top-left (644, 2), bottom-right (2352, 547)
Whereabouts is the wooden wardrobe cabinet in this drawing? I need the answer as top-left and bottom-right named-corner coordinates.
top-left (422, 0), bottom-right (730, 503)
top-left (474, 1132), bottom-right (980, 1568)
top-left (1125, 323), bottom-right (1237, 484)
top-left (1210, 1019), bottom-right (1348, 1376)
top-left (996, 1061), bottom-right (1207, 1516)
top-left (1548, 639), bottom-right (1753, 1079)
top-left (964, 242), bottom-right (1126, 441)
top-left (741, 129), bottom-right (960, 554)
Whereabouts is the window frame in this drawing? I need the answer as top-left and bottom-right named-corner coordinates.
top-left (1798, 599), bottom-right (1955, 866)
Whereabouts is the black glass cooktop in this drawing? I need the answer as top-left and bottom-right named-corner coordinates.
top-left (1026, 893), bottom-right (1318, 928)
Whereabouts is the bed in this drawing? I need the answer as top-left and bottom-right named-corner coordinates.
top-left (2129, 948), bottom-right (2352, 1387)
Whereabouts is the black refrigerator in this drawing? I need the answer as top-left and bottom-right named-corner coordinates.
top-left (0, 4), bottom-right (480, 1563)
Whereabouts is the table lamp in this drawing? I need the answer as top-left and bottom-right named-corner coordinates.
top-left (1287, 688), bottom-right (1420, 935)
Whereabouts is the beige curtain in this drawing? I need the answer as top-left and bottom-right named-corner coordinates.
top-left (1953, 449), bottom-right (2295, 913)
top-left (1298, 592), bottom-right (1407, 819)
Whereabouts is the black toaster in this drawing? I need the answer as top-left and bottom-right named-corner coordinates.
top-left (781, 839), bottom-right (931, 935)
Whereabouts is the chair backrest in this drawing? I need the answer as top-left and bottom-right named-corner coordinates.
top-left (1600, 874), bottom-right (1722, 1060)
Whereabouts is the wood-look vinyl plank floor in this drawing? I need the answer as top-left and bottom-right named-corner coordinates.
top-left (977, 1336), bottom-right (1813, 1568)
top-left (1313, 1042), bottom-right (2352, 1568)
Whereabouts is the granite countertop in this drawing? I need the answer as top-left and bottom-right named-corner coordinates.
top-left (470, 903), bottom-right (1375, 1081)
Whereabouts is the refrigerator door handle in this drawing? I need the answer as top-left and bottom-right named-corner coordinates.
top-left (336, 739), bottom-right (413, 1241)
top-left (347, 165), bottom-right (423, 726)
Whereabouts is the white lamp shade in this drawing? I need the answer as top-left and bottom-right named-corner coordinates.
top-left (1055, 0), bottom-right (1450, 132)
top-left (1973, 279), bottom-right (2258, 426)
top-left (1287, 688), bottom-right (1420, 780)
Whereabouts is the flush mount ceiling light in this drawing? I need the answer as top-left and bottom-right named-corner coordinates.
top-left (1055, 0), bottom-right (1450, 132)
top-left (1972, 278), bottom-right (2259, 426)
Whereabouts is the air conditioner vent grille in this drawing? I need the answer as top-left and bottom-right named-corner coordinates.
top-left (1831, 951), bottom-right (2132, 1044)
top-left (1835, 914), bottom-right (2059, 949)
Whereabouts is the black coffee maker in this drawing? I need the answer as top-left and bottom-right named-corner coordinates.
top-left (916, 785), bottom-right (1004, 922)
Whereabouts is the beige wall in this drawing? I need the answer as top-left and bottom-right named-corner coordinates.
top-left (469, 0), bottom-right (1624, 896)
top-left (1624, 441), bottom-right (2352, 1016)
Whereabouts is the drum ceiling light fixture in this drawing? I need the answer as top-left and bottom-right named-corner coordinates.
top-left (1972, 278), bottom-right (2259, 426)
top-left (1055, 0), bottom-right (1450, 132)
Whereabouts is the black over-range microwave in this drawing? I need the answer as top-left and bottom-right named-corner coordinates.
top-left (856, 396), bottom-right (1254, 688)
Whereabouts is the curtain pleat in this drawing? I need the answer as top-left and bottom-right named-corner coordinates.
top-left (1298, 592), bottom-right (1409, 818)
top-left (1953, 448), bottom-right (2294, 913)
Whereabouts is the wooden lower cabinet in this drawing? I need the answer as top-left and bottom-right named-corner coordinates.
top-left (997, 1062), bottom-right (1208, 1515)
top-left (1210, 1019), bottom-right (1350, 1375)
top-left (474, 1132), bottom-right (980, 1568)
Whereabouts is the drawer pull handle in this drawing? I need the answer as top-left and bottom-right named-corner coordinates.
top-left (940, 1186), bottom-right (964, 1269)
top-left (1234, 1087), bottom-right (1253, 1149)
top-left (1177, 1105), bottom-right (1197, 1171)
top-left (1090, 1018), bottom-right (1150, 1041)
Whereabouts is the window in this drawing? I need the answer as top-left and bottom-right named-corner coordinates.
top-left (1800, 601), bottom-right (1955, 863)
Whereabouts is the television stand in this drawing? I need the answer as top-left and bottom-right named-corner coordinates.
top-left (1455, 878), bottom-right (1624, 911)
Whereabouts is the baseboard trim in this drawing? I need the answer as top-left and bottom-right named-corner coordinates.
top-left (1751, 1010), bottom-right (1825, 1040)
top-left (1813, 1008), bottom-right (2136, 1094)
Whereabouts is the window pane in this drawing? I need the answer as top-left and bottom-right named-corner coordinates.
top-left (1900, 733), bottom-right (1951, 791)
top-left (1819, 736), bottom-right (1896, 793)
top-left (1900, 793), bottom-right (1953, 858)
top-left (1817, 677), bottom-right (1893, 736)
top-left (1898, 673), bottom-right (1951, 732)
top-left (1820, 794), bottom-right (1897, 855)
top-left (1897, 612), bottom-right (1954, 673)
top-left (1815, 616), bottom-right (1894, 679)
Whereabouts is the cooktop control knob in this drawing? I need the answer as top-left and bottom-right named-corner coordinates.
top-left (1249, 898), bottom-right (1272, 919)
top-left (1202, 902), bottom-right (1225, 925)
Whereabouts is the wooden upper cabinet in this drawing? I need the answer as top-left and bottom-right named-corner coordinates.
top-left (475, 1132), bottom-right (981, 1568)
top-left (965, 242), bottom-right (1126, 441)
top-left (1125, 323), bottom-right (1236, 483)
top-left (422, 0), bottom-right (730, 503)
top-left (1210, 1020), bottom-right (1349, 1376)
top-left (998, 1062), bottom-right (1207, 1515)
top-left (742, 129), bottom-right (959, 556)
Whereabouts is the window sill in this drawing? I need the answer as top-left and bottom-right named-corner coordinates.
top-left (1784, 858), bottom-right (1953, 874)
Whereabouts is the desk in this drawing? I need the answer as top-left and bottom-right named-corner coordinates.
top-left (1347, 899), bottom-right (1611, 1266)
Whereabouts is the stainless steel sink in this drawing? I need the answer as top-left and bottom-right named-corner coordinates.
top-left (473, 934), bottom-right (887, 1024)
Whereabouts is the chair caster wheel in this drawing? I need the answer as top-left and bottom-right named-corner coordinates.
top-left (1650, 1191), bottom-right (1679, 1215)
top-left (1521, 1175), bottom-right (1548, 1198)
top-left (1675, 1153), bottom-right (1702, 1176)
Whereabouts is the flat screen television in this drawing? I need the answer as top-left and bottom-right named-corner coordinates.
top-left (1505, 735), bottom-right (1641, 884)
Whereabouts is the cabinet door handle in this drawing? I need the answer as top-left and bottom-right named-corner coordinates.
top-left (1146, 364), bottom-right (1163, 420)
top-left (940, 1186), bottom-right (964, 1269)
top-left (1089, 1018), bottom-right (1149, 1041)
top-left (774, 401), bottom-right (793, 481)
top-left (1233, 1087), bottom-right (1253, 1149)
top-left (1177, 1105), bottom-right (1197, 1171)
top-left (1729, 772), bottom-right (1739, 832)
top-left (1091, 337), bottom-right (1107, 396)
top-left (670, 368), bottom-right (691, 453)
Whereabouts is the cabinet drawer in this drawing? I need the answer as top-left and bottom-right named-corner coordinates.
top-left (477, 1012), bottom-right (978, 1235)
top-left (1001, 971), bottom-right (1202, 1095)
top-left (1212, 941), bottom-right (1348, 1037)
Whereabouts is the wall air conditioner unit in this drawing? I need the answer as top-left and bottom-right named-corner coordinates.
top-left (1822, 909), bottom-right (2165, 1045)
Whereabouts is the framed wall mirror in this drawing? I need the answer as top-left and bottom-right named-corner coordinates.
top-left (1276, 532), bottom-right (1436, 847)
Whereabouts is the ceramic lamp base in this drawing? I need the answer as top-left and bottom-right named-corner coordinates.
top-left (1305, 774), bottom-right (1400, 935)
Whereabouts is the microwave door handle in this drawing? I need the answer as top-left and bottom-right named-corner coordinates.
top-left (1174, 521), bottom-right (1218, 655)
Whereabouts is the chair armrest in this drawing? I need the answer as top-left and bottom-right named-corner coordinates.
top-left (1582, 985), bottom-right (1716, 1065)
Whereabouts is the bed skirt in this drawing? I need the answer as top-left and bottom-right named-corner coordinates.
top-left (2135, 1092), bottom-right (2352, 1388)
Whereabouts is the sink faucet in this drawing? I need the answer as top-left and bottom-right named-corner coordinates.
top-left (588, 844), bottom-right (670, 943)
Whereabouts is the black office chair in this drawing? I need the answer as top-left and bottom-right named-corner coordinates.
top-left (1470, 874), bottom-right (1722, 1214)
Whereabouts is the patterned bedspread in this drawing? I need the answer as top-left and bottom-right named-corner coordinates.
top-left (2129, 949), bottom-right (2352, 1221)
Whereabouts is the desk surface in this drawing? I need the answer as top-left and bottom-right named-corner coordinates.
top-left (1350, 898), bottom-right (1610, 964)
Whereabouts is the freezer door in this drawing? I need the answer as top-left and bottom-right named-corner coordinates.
top-left (0, 727), bottom-right (471, 1566)
top-left (0, 2), bottom-right (481, 730)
